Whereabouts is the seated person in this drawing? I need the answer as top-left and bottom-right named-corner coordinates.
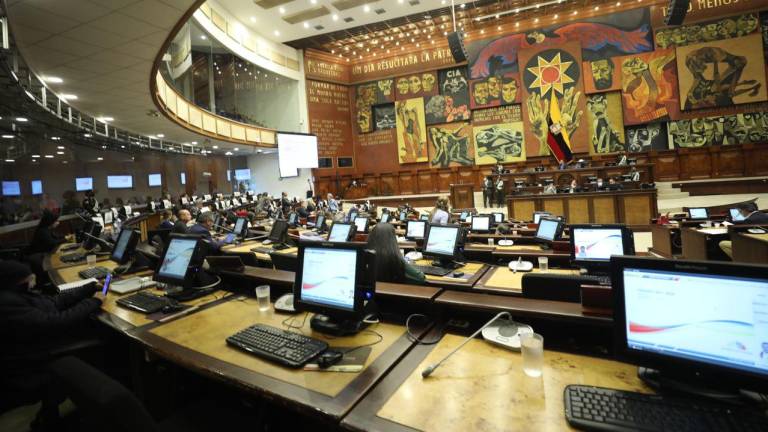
top-left (172, 209), bottom-right (192, 234)
top-left (366, 223), bottom-right (425, 285)
top-left (187, 212), bottom-right (229, 249)
top-left (296, 200), bottom-right (310, 219)
top-left (594, 178), bottom-right (607, 191)
top-left (429, 197), bottom-right (450, 225)
top-left (566, 179), bottom-right (581, 194)
top-left (28, 210), bottom-right (72, 254)
top-left (157, 210), bottom-right (175, 229)
top-left (607, 177), bottom-right (624, 190)
top-left (733, 202), bottom-right (768, 224)
top-left (543, 183), bottom-right (557, 194)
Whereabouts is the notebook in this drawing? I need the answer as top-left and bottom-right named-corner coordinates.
top-left (57, 278), bottom-right (97, 293)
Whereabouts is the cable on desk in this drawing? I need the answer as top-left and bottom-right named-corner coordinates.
top-left (337, 329), bottom-right (384, 356)
top-left (281, 312), bottom-right (309, 333)
top-left (405, 313), bottom-right (443, 345)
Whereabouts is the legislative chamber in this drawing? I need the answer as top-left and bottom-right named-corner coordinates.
top-left (0, 1), bottom-right (767, 431)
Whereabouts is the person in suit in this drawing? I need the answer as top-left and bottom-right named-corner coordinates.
top-left (567, 179), bottom-right (582, 194)
top-left (157, 210), bottom-right (175, 229)
top-left (172, 209), bottom-right (192, 234)
top-left (187, 212), bottom-right (228, 250)
top-left (734, 202), bottom-right (768, 224)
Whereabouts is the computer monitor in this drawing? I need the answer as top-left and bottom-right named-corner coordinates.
top-left (570, 224), bottom-right (635, 270)
top-left (268, 219), bottom-right (289, 244)
top-left (287, 212), bottom-right (298, 226)
top-left (492, 212), bottom-right (504, 224)
top-left (533, 211), bottom-right (551, 225)
top-left (154, 235), bottom-right (206, 288)
top-left (314, 215), bottom-right (327, 233)
top-left (405, 220), bottom-right (427, 240)
top-left (729, 208), bottom-right (745, 222)
top-left (399, 211), bottom-right (407, 221)
top-left (110, 228), bottom-right (140, 265)
top-left (353, 216), bottom-right (369, 233)
top-left (459, 210), bottom-right (470, 222)
top-left (535, 218), bottom-right (563, 243)
top-left (380, 213), bottom-right (390, 224)
top-left (348, 209), bottom-right (358, 223)
top-left (471, 215), bottom-right (491, 233)
top-left (688, 207), bottom-right (708, 219)
top-left (233, 217), bottom-right (248, 240)
top-left (420, 214), bottom-right (429, 221)
top-left (83, 223), bottom-right (103, 250)
top-left (328, 222), bottom-right (354, 242)
top-left (612, 256), bottom-right (768, 393)
top-left (423, 224), bottom-right (460, 261)
top-left (293, 241), bottom-right (374, 335)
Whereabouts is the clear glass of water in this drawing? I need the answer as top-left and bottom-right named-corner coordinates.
top-left (86, 254), bottom-right (97, 269)
top-left (255, 285), bottom-right (270, 311)
top-left (537, 256), bottom-right (549, 272)
top-left (521, 333), bottom-right (544, 378)
top-left (487, 238), bottom-right (494, 246)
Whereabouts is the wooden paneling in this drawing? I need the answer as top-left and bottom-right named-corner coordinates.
top-left (542, 198), bottom-right (565, 217)
top-left (399, 172), bottom-right (415, 195)
top-left (715, 147), bottom-right (745, 177)
top-left (508, 191), bottom-right (657, 225)
top-left (511, 200), bottom-right (536, 221)
top-left (436, 171), bottom-right (455, 192)
top-left (622, 195), bottom-right (654, 226)
top-left (567, 198), bottom-right (590, 224)
top-left (379, 174), bottom-right (397, 195)
top-left (678, 150), bottom-right (712, 179)
top-left (744, 145), bottom-right (768, 176)
top-left (592, 196), bottom-right (616, 224)
top-left (417, 171), bottom-right (434, 194)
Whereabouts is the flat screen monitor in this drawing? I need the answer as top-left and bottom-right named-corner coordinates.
top-left (235, 169), bottom-right (251, 181)
top-left (180, 172), bottom-right (186, 185)
top-left (420, 214), bottom-right (429, 221)
top-left (348, 210), bottom-right (358, 223)
top-left (233, 217), bottom-right (247, 239)
top-left (75, 177), bottom-right (93, 191)
top-left (148, 173), bottom-right (162, 187)
top-left (107, 175), bottom-right (133, 189)
top-left (689, 207), bottom-right (708, 219)
top-left (287, 212), bottom-right (298, 226)
top-left (268, 219), bottom-right (288, 243)
top-left (315, 215), bottom-right (326, 232)
top-left (471, 215), bottom-right (491, 232)
top-left (405, 220), bottom-right (427, 240)
top-left (729, 208), bottom-right (745, 222)
top-left (424, 225), bottom-right (460, 259)
top-left (399, 211), bottom-right (407, 221)
top-left (492, 212), bottom-right (504, 224)
top-left (110, 228), bottom-right (139, 264)
top-left (155, 236), bottom-right (201, 286)
top-left (328, 222), bottom-right (354, 242)
top-left (459, 211), bottom-right (470, 221)
top-left (277, 132), bottom-right (318, 178)
top-left (353, 216), bottom-right (369, 233)
top-left (535, 218), bottom-right (562, 242)
top-left (31, 180), bottom-right (42, 195)
top-left (2, 181), bottom-right (21, 196)
top-left (380, 213), bottom-right (390, 223)
top-left (612, 256), bottom-right (768, 393)
top-left (533, 211), bottom-right (551, 225)
top-left (570, 224), bottom-right (634, 267)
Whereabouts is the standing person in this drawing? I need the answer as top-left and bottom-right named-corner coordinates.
top-left (495, 176), bottom-right (505, 208)
top-left (483, 176), bottom-right (494, 208)
top-left (280, 192), bottom-right (291, 216)
top-left (429, 197), bottom-right (451, 225)
top-left (327, 193), bottom-right (339, 213)
top-left (366, 223), bottom-right (425, 284)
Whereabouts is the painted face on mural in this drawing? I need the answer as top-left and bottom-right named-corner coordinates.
top-left (409, 76), bottom-right (422, 94)
top-left (397, 78), bottom-right (410, 94)
top-left (655, 31), bottom-right (671, 48)
top-left (627, 124), bottom-right (660, 150)
top-left (702, 23), bottom-right (719, 41)
top-left (442, 72), bottom-right (468, 94)
top-left (487, 76), bottom-right (501, 99)
top-left (473, 81), bottom-right (489, 105)
top-left (736, 14), bottom-right (758, 36)
top-left (590, 59), bottom-right (614, 90)
top-left (685, 25), bottom-right (701, 44)
top-left (378, 79), bottom-right (393, 96)
top-left (421, 74), bottom-right (435, 92)
top-left (587, 94), bottom-right (608, 119)
top-left (718, 19), bottom-right (737, 38)
top-left (501, 78), bottom-right (518, 104)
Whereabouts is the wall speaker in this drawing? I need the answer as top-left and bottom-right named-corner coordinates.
top-left (664, 0), bottom-right (690, 26)
top-left (446, 31), bottom-right (467, 63)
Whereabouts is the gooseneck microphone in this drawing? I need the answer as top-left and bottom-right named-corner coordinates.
top-left (213, 224), bottom-right (235, 233)
top-left (421, 311), bottom-right (511, 379)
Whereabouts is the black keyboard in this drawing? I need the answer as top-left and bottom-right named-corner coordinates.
top-left (564, 385), bottom-right (768, 432)
top-left (250, 247), bottom-right (273, 254)
top-left (226, 324), bottom-right (328, 368)
top-left (581, 275), bottom-right (612, 286)
top-left (272, 243), bottom-right (290, 250)
top-left (61, 253), bottom-right (85, 263)
top-left (116, 291), bottom-right (170, 314)
top-left (411, 264), bottom-right (454, 277)
top-left (78, 266), bottom-right (110, 279)
top-left (60, 243), bottom-right (81, 252)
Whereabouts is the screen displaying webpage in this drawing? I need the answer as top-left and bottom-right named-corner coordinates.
top-left (573, 228), bottom-right (624, 261)
top-left (426, 226), bottom-right (457, 256)
top-left (158, 239), bottom-right (196, 280)
top-left (407, 221), bottom-right (426, 238)
top-left (300, 247), bottom-right (356, 310)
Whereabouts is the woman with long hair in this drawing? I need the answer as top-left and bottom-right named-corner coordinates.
top-left (366, 223), bottom-right (425, 284)
top-left (429, 197), bottom-right (450, 225)
top-left (29, 210), bottom-right (70, 254)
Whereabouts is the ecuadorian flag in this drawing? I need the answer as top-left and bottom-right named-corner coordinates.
top-left (546, 91), bottom-right (573, 163)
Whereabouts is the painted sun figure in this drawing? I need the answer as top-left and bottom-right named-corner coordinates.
top-left (527, 52), bottom-right (574, 96)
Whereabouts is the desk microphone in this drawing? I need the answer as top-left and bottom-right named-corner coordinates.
top-left (213, 224), bottom-right (235, 233)
top-left (421, 311), bottom-right (511, 379)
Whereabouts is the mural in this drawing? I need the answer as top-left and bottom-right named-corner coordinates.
top-left (395, 98), bottom-right (428, 163)
top-left (439, 67), bottom-right (470, 110)
top-left (374, 104), bottom-right (395, 131)
top-left (395, 72), bottom-right (438, 100)
top-left (654, 13), bottom-right (759, 48)
top-left (626, 122), bottom-right (668, 152)
top-left (583, 58), bottom-right (623, 94)
top-left (424, 94), bottom-right (470, 125)
top-left (587, 93), bottom-right (626, 154)
top-left (676, 34), bottom-right (767, 111)
top-left (357, 79), bottom-right (395, 105)
top-left (355, 101), bottom-right (372, 133)
top-left (473, 122), bottom-right (526, 165)
top-left (668, 111), bottom-right (768, 148)
top-left (466, 8), bottom-right (653, 79)
top-left (519, 42), bottom-right (587, 156)
top-left (620, 48), bottom-right (679, 125)
top-left (428, 122), bottom-right (474, 168)
top-left (469, 74), bottom-right (520, 109)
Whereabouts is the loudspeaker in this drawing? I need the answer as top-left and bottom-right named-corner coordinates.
top-left (664, 0), bottom-right (690, 26)
top-left (447, 31), bottom-right (467, 63)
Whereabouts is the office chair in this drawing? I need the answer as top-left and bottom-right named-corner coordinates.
top-left (269, 252), bottom-right (297, 272)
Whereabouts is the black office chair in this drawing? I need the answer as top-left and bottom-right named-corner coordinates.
top-left (227, 251), bottom-right (260, 267)
top-left (269, 252), bottom-right (297, 272)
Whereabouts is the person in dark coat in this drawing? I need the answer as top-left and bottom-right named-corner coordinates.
top-left (28, 210), bottom-right (70, 254)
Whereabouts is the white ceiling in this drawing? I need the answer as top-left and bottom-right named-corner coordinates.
top-left (4, 0), bottom-right (250, 154)
top-left (216, 0), bottom-right (460, 43)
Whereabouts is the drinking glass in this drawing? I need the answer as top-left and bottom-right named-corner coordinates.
top-left (521, 333), bottom-right (544, 378)
top-left (537, 256), bottom-right (549, 272)
top-left (86, 254), bottom-right (97, 269)
top-left (255, 285), bottom-right (270, 311)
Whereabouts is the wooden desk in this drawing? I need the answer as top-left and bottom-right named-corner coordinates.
top-left (473, 266), bottom-right (580, 296)
top-left (342, 334), bottom-right (646, 432)
top-left (507, 189), bottom-right (658, 226)
top-left (43, 243), bottom-right (111, 271)
top-left (417, 260), bottom-right (489, 289)
top-left (732, 232), bottom-right (768, 264)
top-left (680, 227), bottom-right (730, 261)
top-left (649, 224), bottom-right (680, 258)
top-left (500, 163), bottom-right (654, 186)
top-left (131, 298), bottom-right (415, 421)
top-left (222, 241), bottom-right (298, 262)
top-left (492, 245), bottom-right (571, 264)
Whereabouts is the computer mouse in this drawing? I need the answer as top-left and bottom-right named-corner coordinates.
top-left (161, 303), bottom-right (185, 314)
top-left (317, 350), bottom-right (344, 369)
top-left (452, 271), bottom-right (465, 278)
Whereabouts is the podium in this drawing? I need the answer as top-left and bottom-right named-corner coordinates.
top-left (450, 183), bottom-right (475, 209)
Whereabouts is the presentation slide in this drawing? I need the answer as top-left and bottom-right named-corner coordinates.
top-left (573, 228), bottom-right (624, 260)
top-left (277, 132), bottom-right (318, 177)
top-left (180, 172), bottom-right (186, 185)
top-left (107, 175), bottom-right (133, 189)
top-left (158, 239), bottom-right (197, 279)
top-left (75, 177), bottom-right (93, 191)
top-left (235, 168), bottom-right (251, 181)
top-left (31, 180), bottom-right (42, 195)
top-left (148, 173), bottom-right (162, 187)
top-left (407, 222), bottom-right (426, 238)
top-left (426, 226), bottom-right (457, 256)
top-left (2, 181), bottom-right (21, 196)
top-left (300, 248), bottom-right (356, 310)
top-left (624, 268), bottom-right (768, 375)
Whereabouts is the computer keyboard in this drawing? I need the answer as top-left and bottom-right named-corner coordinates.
top-left (564, 385), bottom-right (768, 432)
top-left (60, 243), bottom-right (81, 252)
top-left (411, 264), bottom-right (455, 277)
top-left (580, 275), bottom-right (612, 286)
top-left (61, 252), bottom-right (85, 263)
top-left (226, 324), bottom-right (328, 368)
top-left (78, 266), bottom-right (110, 280)
top-left (272, 243), bottom-right (290, 250)
top-left (250, 246), bottom-right (274, 254)
top-left (116, 291), bottom-right (171, 314)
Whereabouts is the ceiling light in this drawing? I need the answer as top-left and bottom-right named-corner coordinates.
top-left (497, 26), bottom-right (501, 30)
top-left (332, 14), bottom-right (338, 21)
top-left (97, 157), bottom-right (103, 161)
top-left (5, 159), bottom-right (13, 163)
top-left (401, 0), bottom-right (405, 3)
top-left (234, 147), bottom-right (239, 151)
top-left (97, 116), bottom-right (113, 122)
top-left (32, 154), bottom-right (40, 158)
top-left (274, 30), bottom-right (280, 36)
top-left (51, 136), bottom-right (60, 140)
top-left (60, 94), bottom-right (77, 100)
top-left (43, 76), bottom-right (63, 84)
top-left (516, 22), bottom-right (520, 27)
top-left (225, 151), bottom-right (233, 156)
top-left (311, 0), bottom-right (317, 3)
top-left (594, 6), bottom-right (600, 10)
top-left (84, 133), bottom-right (92, 137)
top-left (480, 30), bottom-right (485, 34)
top-left (45, 155), bottom-right (54, 158)
top-left (534, 18), bottom-right (539, 23)
top-left (1, 135), bottom-right (13, 139)
top-left (364, 5), bottom-right (370, 12)
top-left (213, 145), bottom-right (219, 149)
top-left (200, 35), bottom-right (207, 40)
top-left (157, 134), bottom-right (164, 138)
top-left (303, 22), bottom-right (309, 28)
top-left (15, 117), bottom-right (28, 122)
top-left (57, 146), bottom-right (64, 149)
top-left (56, 151), bottom-right (64, 155)
top-left (460, 3), bottom-right (465, 8)
top-left (279, 7), bottom-right (285, 13)
top-left (191, 141), bottom-right (198, 145)
top-left (250, 16), bottom-right (256, 22)
top-left (616, 1), bottom-right (621, 5)
top-left (554, 14), bottom-right (558, 18)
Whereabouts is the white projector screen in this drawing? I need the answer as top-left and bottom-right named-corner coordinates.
top-left (75, 177), bottom-right (93, 191)
top-left (148, 173), bottom-right (162, 187)
top-left (277, 132), bottom-right (318, 178)
top-left (107, 175), bottom-right (133, 189)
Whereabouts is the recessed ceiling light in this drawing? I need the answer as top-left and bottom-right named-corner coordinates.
top-left (157, 134), bottom-right (164, 138)
top-left (84, 133), bottom-right (92, 137)
top-left (51, 136), bottom-right (60, 140)
top-left (15, 117), bottom-right (28, 122)
top-left (274, 30), bottom-right (280, 36)
top-left (56, 151), bottom-right (64, 155)
top-left (5, 159), bottom-right (14, 163)
top-left (311, 0), bottom-right (317, 3)
top-left (97, 116), bottom-right (113, 122)
top-left (60, 94), bottom-right (77, 100)
top-left (97, 157), bottom-right (103, 161)
top-left (57, 146), bottom-right (64, 149)
top-left (460, 3), bottom-right (465, 8)
top-left (279, 7), bottom-right (285, 13)
top-left (332, 14), bottom-right (338, 21)
top-left (225, 151), bottom-right (233, 156)
top-left (364, 5), bottom-right (370, 12)
top-left (250, 16), bottom-right (256, 22)
top-left (303, 22), bottom-right (309, 28)
top-left (594, 5), bottom-right (600, 10)
top-left (213, 145), bottom-right (219, 149)
top-left (32, 154), bottom-right (40, 158)
top-left (1, 134), bottom-right (13, 139)
top-left (43, 76), bottom-right (63, 84)
top-left (234, 147), bottom-right (239, 151)
top-left (45, 155), bottom-right (54, 158)
top-left (200, 35), bottom-right (207, 40)
top-left (191, 141), bottom-right (198, 145)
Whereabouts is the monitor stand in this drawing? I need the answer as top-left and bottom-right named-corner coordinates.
top-left (638, 367), bottom-right (744, 404)
top-left (114, 252), bottom-right (153, 275)
top-left (430, 258), bottom-right (461, 270)
top-left (164, 270), bottom-right (220, 302)
top-left (310, 314), bottom-right (367, 337)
